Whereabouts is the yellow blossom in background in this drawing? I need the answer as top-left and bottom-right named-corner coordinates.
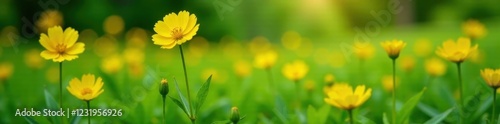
top-left (46, 66), bottom-right (59, 84)
top-left (324, 73), bottom-right (335, 85)
top-left (234, 60), bottom-right (252, 78)
top-left (468, 49), bottom-right (484, 64)
top-left (281, 31), bottom-right (302, 50)
top-left (36, 10), bottom-right (63, 33)
top-left (93, 35), bottom-right (118, 57)
top-left (103, 15), bottom-right (125, 35)
top-left (399, 56), bottom-right (415, 72)
top-left (67, 74), bottom-right (104, 101)
top-left (324, 83), bottom-right (372, 110)
top-left (481, 68), bottom-right (500, 88)
top-left (201, 68), bottom-right (227, 84)
top-left (353, 41), bottom-right (375, 60)
top-left (413, 39), bottom-right (433, 57)
top-left (329, 50), bottom-right (346, 68)
top-left (77, 29), bottom-right (98, 47)
top-left (188, 36), bottom-right (210, 58)
top-left (125, 28), bottom-right (148, 49)
top-left (249, 36), bottom-right (272, 54)
top-left (0, 26), bottom-right (18, 47)
top-left (24, 49), bottom-right (45, 69)
top-left (254, 50), bottom-right (278, 70)
top-left (304, 79), bottom-right (315, 91)
top-left (39, 26), bottom-right (85, 62)
top-left (123, 48), bottom-right (144, 65)
top-left (381, 40), bottom-right (406, 59)
top-left (295, 38), bottom-right (314, 58)
top-left (220, 36), bottom-right (245, 60)
top-left (152, 10), bottom-right (199, 49)
top-left (436, 37), bottom-right (478, 63)
top-left (382, 75), bottom-right (399, 92)
top-left (282, 60), bottom-right (309, 82)
top-left (462, 19), bottom-right (486, 40)
top-left (0, 62), bottom-right (13, 81)
top-left (100, 54), bottom-right (123, 74)
top-left (425, 58), bottom-right (446, 77)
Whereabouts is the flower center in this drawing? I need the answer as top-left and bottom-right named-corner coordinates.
top-left (171, 27), bottom-right (184, 41)
top-left (56, 44), bottom-right (67, 54)
top-left (81, 88), bottom-right (93, 96)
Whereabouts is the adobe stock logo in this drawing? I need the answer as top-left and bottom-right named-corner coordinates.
top-left (340, 0), bottom-right (406, 62)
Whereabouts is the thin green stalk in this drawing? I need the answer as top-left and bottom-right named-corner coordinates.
top-left (162, 96), bottom-right (166, 124)
top-left (87, 101), bottom-right (90, 124)
top-left (178, 45), bottom-right (195, 122)
top-left (348, 109), bottom-right (354, 124)
top-left (456, 62), bottom-right (463, 124)
top-left (392, 59), bottom-right (396, 124)
top-left (493, 88), bottom-right (497, 124)
top-left (59, 62), bottom-right (63, 108)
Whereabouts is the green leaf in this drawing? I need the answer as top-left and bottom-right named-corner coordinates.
top-left (397, 88), bottom-right (426, 124)
top-left (170, 78), bottom-right (191, 117)
top-left (210, 120), bottom-right (231, 124)
top-left (24, 116), bottom-right (38, 124)
top-left (307, 105), bottom-right (318, 124)
top-left (383, 113), bottom-right (390, 124)
top-left (357, 115), bottom-right (376, 124)
top-left (274, 95), bottom-right (289, 123)
top-left (69, 113), bottom-right (82, 124)
top-left (417, 103), bottom-right (440, 117)
top-left (44, 89), bottom-right (60, 124)
top-left (318, 104), bottom-right (330, 124)
top-left (194, 75), bottom-right (212, 115)
top-left (424, 107), bottom-right (455, 124)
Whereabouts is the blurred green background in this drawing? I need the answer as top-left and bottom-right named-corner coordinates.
top-left (1, 0), bottom-right (500, 123)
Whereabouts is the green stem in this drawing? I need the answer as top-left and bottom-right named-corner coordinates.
top-left (87, 101), bottom-right (90, 124)
top-left (59, 62), bottom-right (63, 108)
top-left (179, 45), bottom-right (195, 122)
top-left (348, 109), bottom-right (354, 124)
top-left (493, 88), bottom-right (497, 124)
top-left (162, 96), bottom-right (166, 124)
top-left (392, 59), bottom-right (396, 124)
top-left (456, 62), bottom-right (463, 124)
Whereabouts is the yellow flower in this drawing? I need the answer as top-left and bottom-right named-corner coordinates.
top-left (324, 83), bottom-right (372, 110)
top-left (39, 26), bottom-right (85, 62)
top-left (480, 68), bottom-right (500, 88)
top-left (152, 10), bottom-right (200, 49)
top-left (125, 28), bottom-right (148, 49)
top-left (425, 58), bottom-right (446, 77)
top-left (36, 10), bottom-right (63, 33)
top-left (67, 74), bottom-right (104, 101)
top-left (100, 54), bottom-right (123, 74)
top-left (254, 50), bottom-right (278, 70)
top-left (93, 35), bottom-right (118, 57)
top-left (324, 73), bottom-right (335, 85)
top-left (399, 56), bottom-right (415, 72)
top-left (103, 15), bottom-right (124, 35)
top-left (413, 39), bottom-right (433, 57)
top-left (353, 41), bottom-right (375, 60)
top-left (282, 60), bottom-right (309, 82)
top-left (24, 49), bottom-right (45, 69)
top-left (436, 37), bottom-right (478, 63)
top-left (0, 62), bottom-right (13, 81)
top-left (380, 40), bottom-right (406, 59)
top-left (382, 75), bottom-right (399, 92)
top-left (462, 19), bottom-right (486, 40)
top-left (234, 60), bottom-right (252, 78)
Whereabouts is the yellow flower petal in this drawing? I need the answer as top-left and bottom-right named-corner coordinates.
top-left (65, 42), bottom-right (85, 55)
top-left (40, 51), bottom-right (59, 59)
top-left (63, 27), bottom-right (79, 47)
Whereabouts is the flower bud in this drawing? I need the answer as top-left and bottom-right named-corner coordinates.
top-left (159, 78), bottom-right (169, 97)
top-left (230, 107), bottom-right (240, 124)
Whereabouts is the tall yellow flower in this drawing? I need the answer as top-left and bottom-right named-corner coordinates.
top-left (425, 58), bottom-right (446, 77)
top-left (36, 10), bottom-right (63, 33)
top-left (324, 83), bottom-right (371, 110)
top-left (481, 68), bottom-right (500, 88)
top-left (282, 60), bottom-right (309, 82)
top-left (39, 26), bottom-right (85, 62)
top-left (462, 19), bottom-right (486, 40)
top-left (353, 41), bottom-right (375, 60)
top-left (254, 50), bottom-right (278, 70)
top-left (67, 74), bottom-right (104, 101)
top-left (152, 10), bottom-right (199, 49)
top-left (381, 40), bottom-right (406, 59)
top-left (436, 37), bottom-right (478, 63)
